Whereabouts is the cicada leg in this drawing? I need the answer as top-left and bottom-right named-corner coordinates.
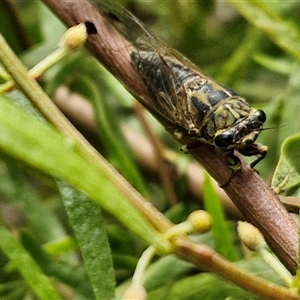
top-left (222, 150), bottom-right (242, 173)
top-left (239, 143), bottom-right (268, 169)
top-left (180, 141), bottom-right (201, 153)
top-left (213, 147), bottom-right (249, 187)
top-left (219, 143), bottom-right (268, 187)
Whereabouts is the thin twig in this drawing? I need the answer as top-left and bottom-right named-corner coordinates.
top-left (176, 238), bottom-right (299, 300)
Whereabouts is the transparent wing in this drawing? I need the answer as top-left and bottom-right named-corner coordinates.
top-left (93, 0), bottom-right (198, 130)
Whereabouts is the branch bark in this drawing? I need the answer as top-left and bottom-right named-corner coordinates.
top-left (41, 0), bottom-right (298, 274)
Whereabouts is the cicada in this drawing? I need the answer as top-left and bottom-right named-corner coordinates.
top-left (96, 0), bottom-right (268, 172)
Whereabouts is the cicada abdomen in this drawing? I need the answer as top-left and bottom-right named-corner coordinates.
top-left (131, 51), bottom-right (267, 172)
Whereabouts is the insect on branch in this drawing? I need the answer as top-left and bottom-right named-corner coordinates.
top-left (42, 0), bottom-right (298, 274)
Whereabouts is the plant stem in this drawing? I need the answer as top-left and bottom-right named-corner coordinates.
top-left (176, 238), bottom-right (299, 300)
top-left (0, 32), bottom-right (173, 234)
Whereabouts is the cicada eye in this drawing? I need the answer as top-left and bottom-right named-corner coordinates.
top-left (254, 110), bottom-right (266, 123)
top-left (248, 110), bottom-right (266, 129)
top-left (215, 131), bottom-right (233, 148)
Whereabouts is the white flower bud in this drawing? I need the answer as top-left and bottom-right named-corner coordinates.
top-left (237, 221), bottom-right (266, 251)
top-left (187, 210), bottom-right (212, 233)
top-left (60, 23), bottom-right (87, 51)
top-left (122, 284), bottom-right (147, 300)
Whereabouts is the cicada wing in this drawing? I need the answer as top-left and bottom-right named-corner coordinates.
top-left (93, 0), bottom-right (159, 51)
top-left (131, 50), bottom-right (194, 130)
top-left (93, 0), bottom-right (198, 131)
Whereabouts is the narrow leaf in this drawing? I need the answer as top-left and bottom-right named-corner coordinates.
top-left (59, 182), bottom-right (116, 300)
top-left (229, 1), bottom-right (300, 62)
top-left (0, 225), bottom-right (61, 299)
top-left (203, 174), bottom-right (239, 261)
top-left (21, 230), bottom-right (94, 298)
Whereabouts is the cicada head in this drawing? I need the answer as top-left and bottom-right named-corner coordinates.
top-left (197, 95), bottom-right (268, 172)
top-left (214, 109), bottom-right (266, 150)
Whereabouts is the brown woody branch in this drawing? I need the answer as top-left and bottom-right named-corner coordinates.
top-left (41, 0), bottom-right (298, 274)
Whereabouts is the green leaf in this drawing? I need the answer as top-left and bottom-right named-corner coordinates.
top-left (0, 161), bottom-right (66, 242)
top-left (59, 182), bottom-right (116, 300)
top-left (43, 236), bottom-right (78, 255)
top-left (0, 225), bottom-right (61, 299)
top-left (253, 54), bottom-right (294, 75)
top-left (216, 27), bottom-right (263, 86)
top-left (272, 133), bottom-right (300, 194)
top-left (0, 281), bottom-right (27, 299)
top-left (265, 60), bottom-right (300, 186)
top-left (275, 65), bottom-right (300, 147)
top-left (0, 94), bottom-right (165, 249)
top-left (203, 174), bottom-right (240, 261)
top-left (20, 230), bottom-right (94, 298)
top-left (228, 1), bottom-right (300, 62)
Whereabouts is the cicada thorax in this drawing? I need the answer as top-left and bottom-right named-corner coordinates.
top-left (184, 77), bottom-right (252, 142)
top-left (196, 95), bottom-right (255, 144)
top-left (131, 50), bottom-right (267, 172)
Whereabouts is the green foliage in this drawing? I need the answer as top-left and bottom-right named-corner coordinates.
top-left (0, 226), bottom-right (61, 299)
top-left (160, 257), bottom-right (286, 300)
top-left (59, 182), bottom-right (115, 299)
top-left (0, 0), bottom-right (299, 299)
top-left (273, 134), bottom-right (300, 195)
top-left (203, 174), bottom-right (240, 261)
top-left (48, 54), bottom-right (148, 196)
